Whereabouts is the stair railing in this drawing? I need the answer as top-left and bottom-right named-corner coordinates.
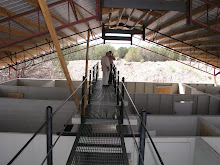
top-left (119, 78), bottom-right (165, 165)
top-left (7, 63), bottom-right (98, 165)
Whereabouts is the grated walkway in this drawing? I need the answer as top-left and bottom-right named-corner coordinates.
top-left (66, 79), bottom-right (129, 165)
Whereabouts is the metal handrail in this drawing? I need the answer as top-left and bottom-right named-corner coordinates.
top-left (123, 101), bottom-right (145, 165)
top-left (40, 86), bottom-right (89, 165)
top-left (7, 63), bottom-right (99, 165)
top-left (121, 81), bottom-right (165, 165)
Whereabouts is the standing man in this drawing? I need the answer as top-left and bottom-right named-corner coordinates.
top-left (108, 51), bottom-right (115, 84)
top-left (101, 52), bottom-right (110, 86)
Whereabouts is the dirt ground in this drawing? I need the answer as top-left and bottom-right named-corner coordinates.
top-left (68, 60), bottom-right (219, 84)
top-left (1, 60), bottom-right (219, 84)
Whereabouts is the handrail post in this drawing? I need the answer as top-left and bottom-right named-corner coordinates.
top-left (120, 77), bottom-right (125, 124)
top-left (114, 67), bottom-right (117, 93)
top-left (139, 109), bottom-right (147, 165)
top-left (88, 70), bottom-right (92, 104)
top-left (96, 63), bottom-right (98, 81)
top-left (46, 106), bottom-right (53, 165)
top-left (117, 71), bottom-right (120, 105)
top-left (81, 76), bottom-right (85, 120)
top-left (122, 77), bottom-right (125, 99)
top-left (92, 66), bottom-right (95, 81)
top-left (92, 67), bottom-right (94, 93)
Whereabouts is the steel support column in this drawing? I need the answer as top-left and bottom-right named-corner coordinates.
top-left (46, 106), bottom-right (53, 165)
top-left (84, 29), bottom-right (90, 114)
top-left (139, 109), bottom-right (147, 165)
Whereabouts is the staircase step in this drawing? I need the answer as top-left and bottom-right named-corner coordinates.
top-left (73, 152), bottom-right (125, 165)
top-left (77, 143), bottom-right (122, 148)
top-left (79, 136), bottom-right (121, 145)
top-left (85, 119), bottom-right (118, 125)
top-left (75, 146), bottom-right (123, 153)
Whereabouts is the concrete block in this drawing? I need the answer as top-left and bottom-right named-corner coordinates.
top-left (41, 80), bottom-right (55, 87)
top-left (8, 93), bottom-right (24, 99)
top-left (144, 83), bottom-right (154, 94)
top-left (156, 87), bottom-right (171, 94)
top-left (126, 82), bottom-right (135, 94)
top-left (135, 82), bottom-right (145, 94)
top-left (197, 95), bottom-right (209, 115)
top-left (147, 94), bottom-right (160, 114)
top-left (123, 115), bottom-right (138, 125)
top-left (208, 97), bottom-right (220, 115)
top-left (171, 83), bottom-right (179, 94)
top-left (160, 95), bottom-right (173, 114)
top-left (134, 94), bottom-right (147, 112)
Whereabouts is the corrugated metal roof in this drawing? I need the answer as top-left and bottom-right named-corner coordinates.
top-left (0, 0), bottom-right (219, 68)
top-left (0, 0), bottom-right (35, 15)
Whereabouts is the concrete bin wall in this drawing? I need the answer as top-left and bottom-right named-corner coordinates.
top-left (127, 93), bottom-right (220, 115)
top-left (1, 133), bottom-right (220, 165)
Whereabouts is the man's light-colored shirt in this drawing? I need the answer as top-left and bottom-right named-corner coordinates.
top-left (101, 55), bottom-right (110, 71)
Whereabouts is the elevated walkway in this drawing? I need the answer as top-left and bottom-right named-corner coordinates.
top-left (66, 80), bottom-right (129, 165)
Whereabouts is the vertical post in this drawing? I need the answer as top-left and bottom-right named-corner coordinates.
top-left (46, 106), bottom-right (53, 165)
top-left (93, 66), bottom-right (95, 81)
top-left (92, 66), bottom-right (95, 92)
top-left (81, 76), bottom-right (85, 119)
top-left (114, 67), bottom-right (117, 93)
top-left (96, 63), bottom-right (99, 81)
top-left (139, 109), bottom-right (147, 165)
top-left (9, 66), bottom-right (11, 79)
top-left (214, 68), bottom-right (217, 86)
top-left (122, 77), bottom-right (125, 99)
top-left (120, 77), bottom-right (125, 124)
top-left (117, 71), bottom-right (120, 105)
top-left (88, 70), bottom-right (92, 104)
top-left (84, 29), bottom-right (90, 115)
top-left (112, 65), bottom-right (115, 86)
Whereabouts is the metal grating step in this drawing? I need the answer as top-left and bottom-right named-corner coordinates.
top-left (77, 143), bottom-right (122, 148)
top-left (73, 152), bottom-right (125, 165)
top-left (79, 136), bottom-right (121, 145)
top-left (66, 80), bottom-right (129, 165)
top-left (75, 146), bottom-right (123, 153)
top-left (85, 119), bottom-right (118, 125)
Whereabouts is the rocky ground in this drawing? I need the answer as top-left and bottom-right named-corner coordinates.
top-left (1, 60), bottom-right (219, 84)
top-left (67, 60), bottom-right (219, 84)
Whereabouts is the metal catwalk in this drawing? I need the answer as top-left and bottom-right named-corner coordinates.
top-left (66, 79), bottom-right (129, 165)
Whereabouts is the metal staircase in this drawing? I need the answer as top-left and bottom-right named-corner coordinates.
top-left (66, 80), bottom-right (129, 165)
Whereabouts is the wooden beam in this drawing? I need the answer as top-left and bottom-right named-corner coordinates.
top-left (50, 12), bottom-right (85, 40)
top-left (38, 0), bottom-right (80, 111)
top-left (102, 8), bottom-right (120, 15)
top-left (146, 3), bottom-right (212, 39)
top-left (115, 8), bottom-right (125, 29)
top-left (131, 11), bottom-right (150, 30)
top-left (70, 0), bottom-right (96, 37)
top-left (159, 31), bottom-right (219, 45)
top-left (137, 9), bottom-right (160, 18)
top-left (122, 9), bottom-right (135, 30)
top-left (145, 11), bottom-right (169, 27)
top-left (84, 30), bottom-right (90, 115)
top-left (0, 24), bottom-right (33, 37)
top-left (175, 47), bottom-right (220, 52)
top-left (23, 0), bottom-right (76, 43)
top-left (0, 6), bottom-right (47, 31)
top-left (0, 6), bottom-right (72, 44)
top-left (0, 37), bottom-right (40, 46)
top-left (155, 17), bottom-right (220, 42)
top-left (171, 40), bottom-right (220, 49)
top-left (108, 8), bottom-right (113, 23)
